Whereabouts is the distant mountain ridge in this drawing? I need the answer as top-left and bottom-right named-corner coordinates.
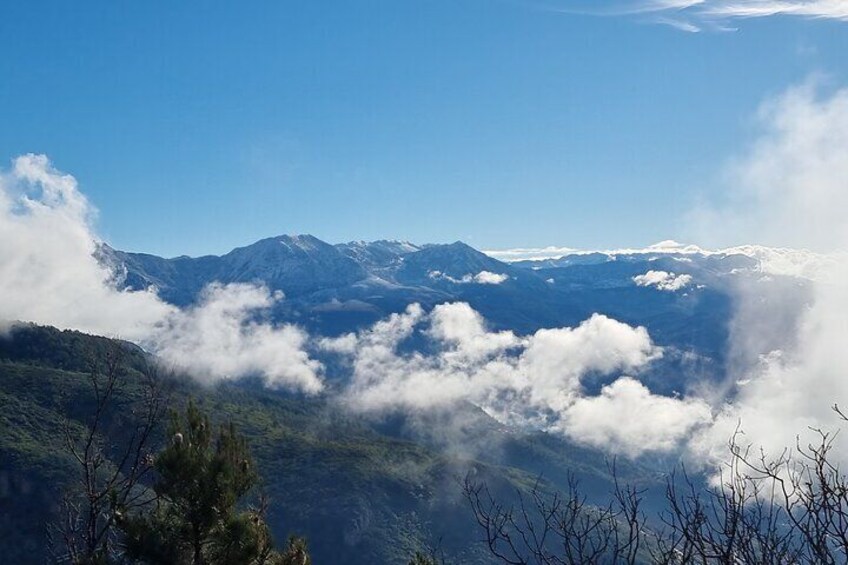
top-left (100, 235), bottom-right (541, 328)
top-left (99, 234), bottom-right (815, 388)
top-left (100, 234), bottom-right (368, 305)
top-left (486, 240), bottom-right (836, 280)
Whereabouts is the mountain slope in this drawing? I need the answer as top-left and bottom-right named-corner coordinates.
top-left (0, 324), bottom-right (648, 564)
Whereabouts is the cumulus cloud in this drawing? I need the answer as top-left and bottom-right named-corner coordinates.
top-left (0, 155), bottom-right (323, 393)
top-left (149, 283), bottom-right (324, 392)
top-left (633, 270), bottom-right (693, 291)
top-left (473, 271), bottom-right (510, 284)
top-left (322, 302), bottom-right (709, 456)
top-left (0, 154), bottom-right (174, 339)
top-left (557, 377), bottom-right (712, 457)
top-left (425, 302), bottom-right (520, 362)
top-left (428, 270), bottom-right (509, 285)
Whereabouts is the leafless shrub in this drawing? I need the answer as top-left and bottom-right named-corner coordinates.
top-left (466, 407), bottom-right (848, 565)
top-left (48, 345), bottom-right (169, 564)
top-left (463, 462), bottom-right (645, 565)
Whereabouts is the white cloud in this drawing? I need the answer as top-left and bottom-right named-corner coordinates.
top-left (486, 241), bottom-right (837, 281)
top-left (472, 271), bottom-right (509, 284)
top-left (558, 377), bottom-right (712, 457)
top-left (322, 302), bottom-right (704, 456)
top-left (655, 16), bottom-right (702, 32)
top-left (700, 1), bottom-right (848, 20)
top-left (426, 302), bottom-right (519, 362)
top-left (690, 81), bottom-right (848, 252)
top-left (686, 82), bottom-right (848, 470)
top-left (0, 154), bottom-right (174, 340)
top-left (0, 155), bottom-right (323, 393)
top-left (633, 270), bottom-right (693, 291)
top-left (570, 0), bottom-right (848, 28)
top-left (428, 270), bottom-right (510, 285)
top-left (149, 283), bottom-right (324, 393)
top-left (518, 315), bottom-right (663, 415)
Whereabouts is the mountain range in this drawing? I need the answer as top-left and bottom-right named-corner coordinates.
top-left (99, 234), bottom-right (816, 392)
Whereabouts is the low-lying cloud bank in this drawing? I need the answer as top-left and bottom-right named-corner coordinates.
top-left (321, 302), bottom-right (710, 456)
top-left (149, 283), bottom-right (323, 393)
top-left (486, 241), bottom-right (838, 281)
top-left (324, 80), bottom-right (848, 469)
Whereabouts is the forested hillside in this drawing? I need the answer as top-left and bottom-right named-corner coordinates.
top-left (0, 323), bottom-right (644, 564)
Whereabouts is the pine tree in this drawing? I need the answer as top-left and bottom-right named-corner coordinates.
top-left (119, 401), bottom-right (309, 565)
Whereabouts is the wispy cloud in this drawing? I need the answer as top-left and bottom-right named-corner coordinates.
top-left (542, 0), bottom-right (848, 30)
top-left (700, 0), bottom-right (848, 20)
top-left (655, 16), bottom-right (703, 32)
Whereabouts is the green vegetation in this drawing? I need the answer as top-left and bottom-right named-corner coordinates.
top-left (120, 402), bottom-right (309, 564)
top-left (0, 324), bottom-right (488, 563)
top-left (0, 323), bottom-right (641, 564)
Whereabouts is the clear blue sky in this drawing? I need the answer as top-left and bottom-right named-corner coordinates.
top-left (1, 1), bottom-right (846, 257)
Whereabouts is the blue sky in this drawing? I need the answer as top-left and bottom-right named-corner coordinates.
top-left (1, 1), bottom-right (846, 257)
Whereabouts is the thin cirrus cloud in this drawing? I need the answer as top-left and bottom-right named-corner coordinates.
top-left (544, 1), bottom-right (848, 32)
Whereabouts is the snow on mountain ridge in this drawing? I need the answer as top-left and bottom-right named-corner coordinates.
top-left (485, 241), bottom-right (840, 280)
